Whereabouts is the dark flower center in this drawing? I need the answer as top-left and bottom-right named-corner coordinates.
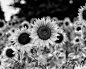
top-left (75, 38), bottom-right (79, 42)
top-left (65, 22), bottom-right (69, 26)
top-left (37, 26), bottom-right (51, 40)
top-left (55, 33), bottom-right (64, 43)
top-left (18, 32), bottom-right (31, 45)
top-left (76, 26), bottom-right (81, 31)
top-left (6, 48), bottom-right (15, 58)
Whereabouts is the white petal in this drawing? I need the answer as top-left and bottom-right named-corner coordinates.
top-left (34, 39), bottom-right (39, 46)
top-left (48, 39), bottom-right (53, 45)
top-left (45, 40), bottom-right (49, 47)
top-left (50, 36), bottom-right (57, 41)
top-left (40, 39), bottom-right (43, 46)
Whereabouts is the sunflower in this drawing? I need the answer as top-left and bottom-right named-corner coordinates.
top-left (1, 45), bottom-right (18, 60)
top-left (73, 20), bottom-right (85, 37)
top-left (7, 25), bottom-right (33, 50)
top-left (20, 20), bottom-right (31, 29)
top-left (54, 28), bottom-right (68, 48)
top-left (30, 17), bottom-right (59, 47)
top-left (78, 4), bottom-right (86, 25)
top-left (63, 17), bottom-right (73, 28)
top-left (71, 36), bottom-right (84, 46)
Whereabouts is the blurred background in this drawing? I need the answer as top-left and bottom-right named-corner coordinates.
top-left (11, 0), bottom-right (86, 22)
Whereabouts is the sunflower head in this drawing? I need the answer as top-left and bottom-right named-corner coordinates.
top-left (7, 25), bottom-right (33, 50)
top-left (78, 4), bottom-right (86, 25)
top-left (71, 36), bottom-right (84, 46)
top-left (63, 17), bottom-right (73, 28)
top-left (73, 20), bottom-right (84, 36)
top-left (2, 46), bottom-right (18, 60)
top-left (20, 20), bottom-right (31, 29)
top-left (30, 17), bottom-right (59, 47)
top-left (54, 28), bottom-right (68, 47)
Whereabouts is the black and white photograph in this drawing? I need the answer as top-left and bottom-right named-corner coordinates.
top-left (0, 0), bottom-right (86, 69)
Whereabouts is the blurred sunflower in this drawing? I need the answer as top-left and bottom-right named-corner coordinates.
top-left (63, 17), bottom-right (73, 31)
top-left (71, 36), bottom-right (84, 46)
top-left (73, 20), bottom-right (84, 35)
top-left (78, 4), bottom-right (86, 25)
top-left (54, 28), bottom-right (68, 48)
